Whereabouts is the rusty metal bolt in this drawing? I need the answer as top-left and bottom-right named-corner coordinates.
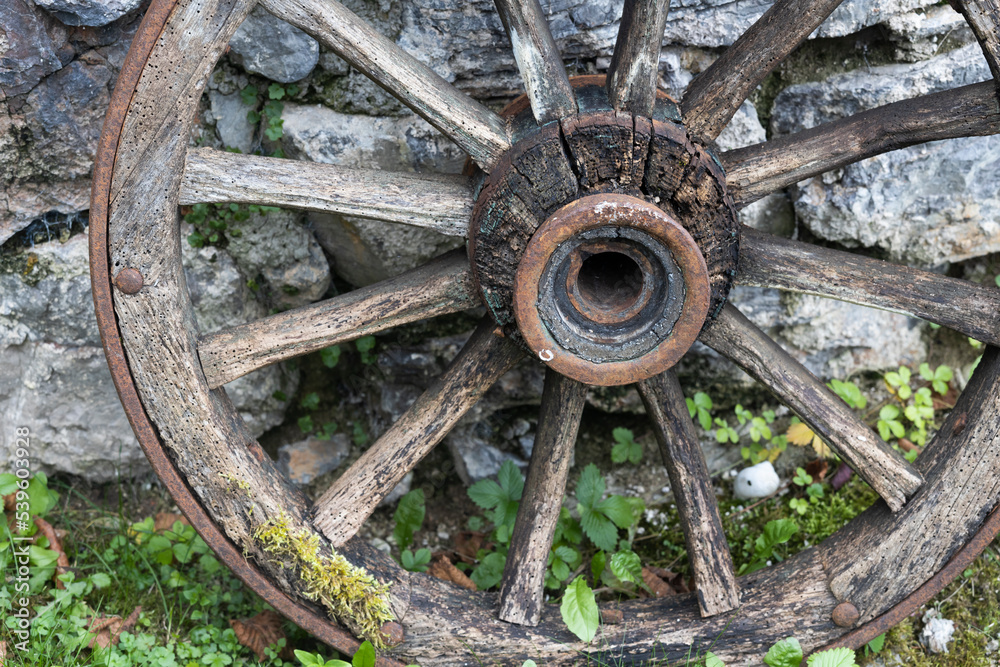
top-left (831, 601), bottom-right (860, 627)
top-left (379, 621), bottom-right (405, 647)
top-left (113, 267), bottom-right (144, 294)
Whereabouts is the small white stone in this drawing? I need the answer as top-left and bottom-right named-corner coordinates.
top-left (733, 461), bottom-right (781, 499)
top-left (920, 609), bottom-right (956, 654)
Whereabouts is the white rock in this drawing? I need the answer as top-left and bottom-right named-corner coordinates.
top-left (733, 461), bottom-right (781, 499)
top-left (920, 609), bottom-right (955, 654)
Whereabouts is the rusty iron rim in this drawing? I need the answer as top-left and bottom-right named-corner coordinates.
top-left (87, 0), bottom-right (1000, 662)
top-left (87, 0), bottom-right (401, 662)
top-left (513, 194), bottom-right (710, 386)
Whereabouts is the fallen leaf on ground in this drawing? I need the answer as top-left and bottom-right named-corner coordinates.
top-left (898, 438), bottom-right (922, 454)
top-left (786, 422), bottom-right (831, 458)
top-left (452, 530), bottom-right (485, 563)
top-left (34, 516), bottom-right (70, 589)
top-left (87, 606), bottom-right (142, 649)
top-left (600, 608), bottom-right (624, 624)
top-left (641, 567), bottom-right (676, 598)
top-left (154, 512), bottom-right (191, 532)
top-left (805, 459), bottom-right (829, 482)
top-left (830, 463), bottom-right (854, 490)
top-left (428, 554), bottom-right (477, 591)
top-left (2, 494), bottom-right (13, 513)
top-left (230, 610), bottom-right (290, 661)
top-left (1, 640), bottom-right (7, 665)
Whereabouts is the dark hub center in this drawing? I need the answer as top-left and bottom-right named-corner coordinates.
top-left (467, 76), bottom-right (739, 385)
top-left (576, 250), bottom-right (644, 313)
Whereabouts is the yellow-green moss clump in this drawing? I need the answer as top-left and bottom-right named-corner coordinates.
top-left (254, 514), bottom-right (394, 648)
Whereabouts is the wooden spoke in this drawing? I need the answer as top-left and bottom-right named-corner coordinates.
top-left (498, 369), bottom-right (587, 626)
top-left (954, 0), bottom-right (1000, 88)
top-left (198, 250), bottom-right (480, 388)
top-left (606, 0), bottom-right (672, 116)
top-left (493, 0), bottom-right (576, 124)
top-left (680, 0), bottom-right (845, 141)
top-left (724, 82), bottom-right (1000, 207)
top-left (258, 0), bottom-right (511, 170)
top-left (313, 318), bottom-right (524, 547)
top-left (180, 148), bottom-right (473, 236)
top-left (737, 227), bottom-right (1000, 346)
top-left (637, 371), bottom-right (739, 617)
top-left (699, 304), bottom-right (923, 512)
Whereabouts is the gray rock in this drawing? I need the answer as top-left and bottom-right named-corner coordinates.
top-left (920, 609), bottom-right (955, 654)
top-left (0, 0), bottom-right (66, 98)
top-left (0, 232), bottom-right (145, 480)
top-left (181, 234), bottom-right (299, 436)
top-left (208, 90), bottom-right (255, 154)
top-left (446, 422), bottom-right (526, 485)
top-left (33, 0), bottom-right (141, 27)
top-left (281, 104), bottom-right (465, 286)
top-left (278, 434), bottom-right (351, 485)
top-left (229, 6), bottom-right (319, 83)
top-left (773, 45), bottom-right (1000, 266)
top-left (223, 208), bottom-right (331, 309)
top-left (885, 5), bottom-right (974, 62)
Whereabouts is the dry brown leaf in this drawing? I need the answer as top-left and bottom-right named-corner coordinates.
top-left (230, 610), bottom-right (289, 661)
top-left (452, 530), bottom-right (484, 564)
top-left (2, 493), bottom-right (14, 513)
top-left (786, 422), bottom-right (831, 458)
top-left (898, 438), bottom-right (922, 454)
top-left (87, 606), bottom-right (142, 649)
top-left (1, 639), bottom-right (7, 666)
top-left (154, 512), bottom-right (191, 532)
top-left (427, 555), bottom-right (477, 591)
top-left (641, 567), bottom-right (676, 598)
top-left (805, 459), bottom-right (829, 482)
top-left (34, 516), bottom-right (70, 589)
top-left (600, 608), bottom-right (624, 625)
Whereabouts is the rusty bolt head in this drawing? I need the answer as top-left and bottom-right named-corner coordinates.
top-left (113, 267), bottom-right (144, 294)
top-left (831, 601), bottom-right (860, 627)
top-left (379, 620), bottom-right (405, 647)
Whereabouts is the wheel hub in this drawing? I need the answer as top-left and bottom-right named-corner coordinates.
top-left (468, 78), bottom-right (739, 385)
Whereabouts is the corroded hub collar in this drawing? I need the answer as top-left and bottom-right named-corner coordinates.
top-left (514, 195), bottom-right (709, 385)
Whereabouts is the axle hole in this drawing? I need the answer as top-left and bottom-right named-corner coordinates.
top-left (577, 252), bottom-right (644, 312)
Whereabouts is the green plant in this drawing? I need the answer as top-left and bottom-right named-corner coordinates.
top-left (560, 575), bottom-right (599, 643)
top-left (877, 404), bottom-right (905, 441)
top-left (574, 464), bottom-right (636, 553)
top-left (294, 639), bottom-right (375, 667)
top-left (713, 417), bottom-right (739, 444)
top-left (400, 548), bottom-right (432, 573)
top-left (392, 489), bottom-right (425, 552)
top-left (828, 378), bottom-right (868, 409)
top-left (919, 362), bottom-right (953, 395)
top-left (320, 345), bottom-right (341, 369)
top-left (184, 202), bottom-right (279, 248)
top-left (884, 366), bottom-right (913, 400)
top-left (738, 519), bottom-right (798, 575)
top-left (686, 391), bottom-right (714, 430)
top-left (610, 427), bottom-right (642, 465)
top-left (355, 336), bottom-right (377, 364)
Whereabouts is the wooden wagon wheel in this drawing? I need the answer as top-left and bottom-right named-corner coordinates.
top-left (89, 0), bottom-right (1000, 661)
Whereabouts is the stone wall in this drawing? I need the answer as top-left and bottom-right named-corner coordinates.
top-left (1, 0), bottom-right (995, 481)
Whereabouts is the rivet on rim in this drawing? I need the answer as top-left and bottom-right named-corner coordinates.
top-left (831, 601), bottom-right (860, 628)
top-left (113, 267), bottom-right (144, 294)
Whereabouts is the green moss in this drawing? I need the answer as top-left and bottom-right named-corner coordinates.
top-left (254, 514), bottom-right (395, 649)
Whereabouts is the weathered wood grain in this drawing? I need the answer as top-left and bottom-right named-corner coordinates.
top-left (737, 226), bottom-right (1000, 346)
top-left (180, 147), bottom-right (473, 236)
top-left (259, 0), bottom-right (511, 170)
top-left (954, 0), bottom-right (1000, 89)
top-left (198, 250), bottom-right (481, 388)
top-left (724, 82), bottom-right (1000, 206)
top-left (499, 370), bottom-right (587, 626)
top-left (494, 0), bottom-right (576, 124)
top-left (699, 304), bottom-right (923, 512)
top-left (607, 0), bottom-right (672, 116)
top-left (313, 318), bottom-right (525, 547)
top-left (638, 371), bottom-right (739, 617)
top-left (680, 0), bottom-right (845, 141)
top-left (396, 550), bottom-right (837, 665)
top-left (821, 346), bottom-right (1000, 623)
top-left (106, 0), bottom-right (408, 643)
